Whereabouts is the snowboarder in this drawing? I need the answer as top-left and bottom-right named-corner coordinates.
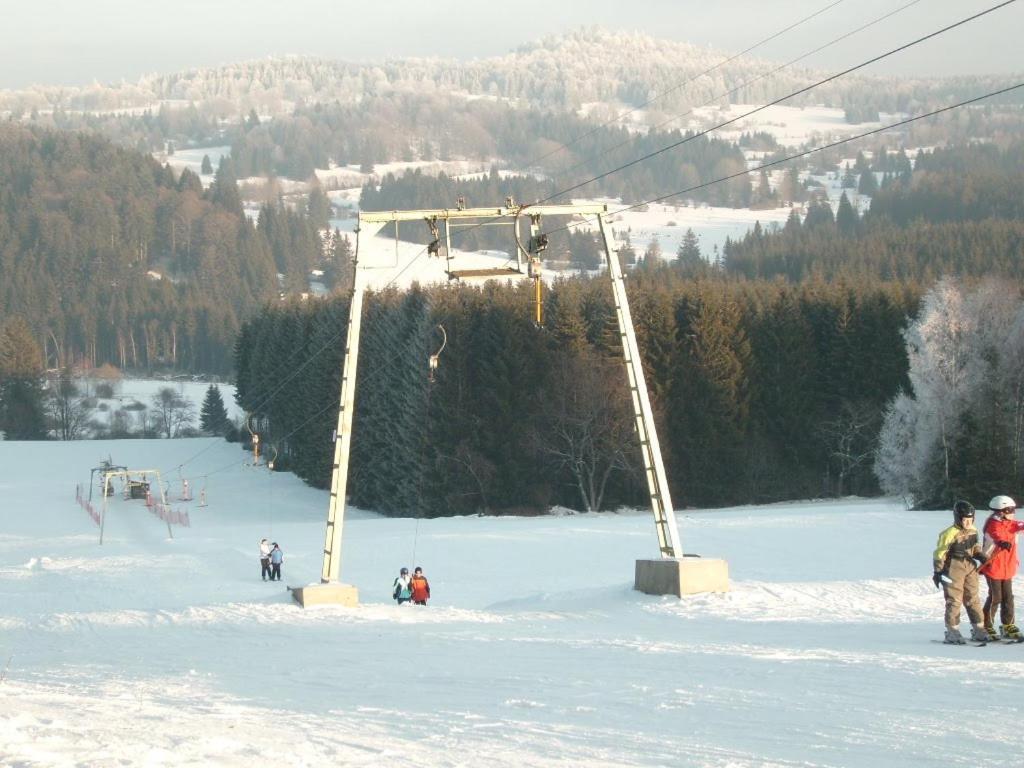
top-left (393, 567), bottom-right (413, 604)
top-left (932, 500), bottom-right (990, 644)
top-left (980, 495), bottom-right (1024, 641)
top-left (269, 542), bottom-right (284, 582)
top-left (259, 538), bottom-right (272, 581)
top-left (410, 566), bottom-right (430, 605)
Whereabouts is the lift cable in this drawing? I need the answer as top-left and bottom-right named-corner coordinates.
top-left (550, 0), bottom-right (924, 184)
top-left (535, 82), bottom-right (1024, 242)
top-left (527, 0), bottom-right (1017, 208)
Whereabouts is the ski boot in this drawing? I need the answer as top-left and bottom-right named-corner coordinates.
top-left (1000, 624), bottom-right (1023, 641)
top-left (944, 628), bottom-right (966, 645)
top-left (969, 626), bottom-right (990, 643)
top-left (985, 625), bottom-right (1000, 642)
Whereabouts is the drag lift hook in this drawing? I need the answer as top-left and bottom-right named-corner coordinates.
top-left (426, 217), bottom-right (441, 257)
top-left (245, 413), bottom-right (261, 465)
top-left (428, 324), bottom-right (447, 384)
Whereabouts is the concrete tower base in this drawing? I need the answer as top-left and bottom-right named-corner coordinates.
top-left (635, 557), bottom-right (730, 597)
top-left (289, 582), bottom-right (359, 608)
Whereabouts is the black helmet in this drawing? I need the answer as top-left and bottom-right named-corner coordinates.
top-left (954, 500), bottom-right (975, 523)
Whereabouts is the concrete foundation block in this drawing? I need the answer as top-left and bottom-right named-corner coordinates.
top-left (290, 582), bottom-right (359, 608)
top-left (635, 557), bottom-right (730, 597)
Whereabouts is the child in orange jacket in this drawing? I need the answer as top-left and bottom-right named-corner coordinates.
top-left (410, 567), bottom-right (430, 605)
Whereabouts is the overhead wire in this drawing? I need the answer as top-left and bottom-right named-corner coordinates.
top-left (527, 0), bottom-right (1017, 207)
top-left (550, 0), bottom-right (924, 183)
top-left (535, 82), bottom-right (1024, 241)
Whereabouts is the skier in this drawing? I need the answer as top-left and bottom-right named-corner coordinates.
top-left (259, 538), bottom-right (272, 582)
top-left (392, 567), bottom-right (413, 604)
top-left (269, 542), bottom-right (284, 582)
top-left (932, 500), bottom-right (990, 644)
top-left (979, 495), bottom-right (1024, 641)
top-left (410, 566), bottom-right (430, 605)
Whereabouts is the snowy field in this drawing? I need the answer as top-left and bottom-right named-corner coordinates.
top-left (690, 105), bottom-right (903, 149)
top-left (2, 438), bottom-right (1023, 767)
top-left (72, 378), bottom-right (241, 436)
top-left (158, 145), bottom-right (231, 188)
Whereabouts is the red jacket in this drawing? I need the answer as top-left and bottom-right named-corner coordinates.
top-left (981, 514), bottom-right (1024, 579)
top-left (410, 575), bottom-right (430, 602)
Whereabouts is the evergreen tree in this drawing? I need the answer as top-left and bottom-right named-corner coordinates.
top-left (307, 183), bottom-right (332, 230)
top-left (201, 154), bottom-right (213, 175)
top-left (675, 229), bottom-right (703, 275)
top-left (0, 317), bottom-right (47, 439)
top-left (857, 169), bottom-right (878, 195)
top-left (836, 192), bottom-right (858, 236)
top-left (200, 384), bottom-right (230, 435)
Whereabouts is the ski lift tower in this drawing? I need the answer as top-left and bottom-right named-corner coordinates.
top-left (290, 201), bottom-right (727, 607)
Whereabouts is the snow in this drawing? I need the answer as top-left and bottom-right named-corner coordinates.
top-left (80, 378), bottom-right (242, 435)
top-left (315, 159), bottom-right (497, 190)
top-left (690, 105), bottom-right (906, 149)
top-left (2, 436), bottom-right (1023, 766)
top-left (158, 145), bottom-right (231, 188)
top-left (597, 200), bottom-right (793, 260)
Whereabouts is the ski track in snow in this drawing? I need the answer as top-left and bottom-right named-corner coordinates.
top-left (2, 438), bottom-right (1024, 766)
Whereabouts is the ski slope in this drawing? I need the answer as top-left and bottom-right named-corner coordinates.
top-left (2, 438), bottom-right (1022, 767)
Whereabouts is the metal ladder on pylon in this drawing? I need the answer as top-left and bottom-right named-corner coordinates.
top-left (597, 214), bottom-right (682, 559)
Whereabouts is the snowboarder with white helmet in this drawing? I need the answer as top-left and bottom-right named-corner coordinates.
top-left (932, 500), bottom-right (990, 644)
top-left (980, 495), bottom-right (1024, 641)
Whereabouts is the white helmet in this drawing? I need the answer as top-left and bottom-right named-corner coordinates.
top-left (989, 495), bottom-right (1017, 511)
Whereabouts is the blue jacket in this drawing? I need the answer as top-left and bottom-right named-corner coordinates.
top-left (270, 548), bottom-right (284, 565)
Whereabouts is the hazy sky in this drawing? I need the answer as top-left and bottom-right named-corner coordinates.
top-left (2, 0), bottom-right (1022, 90)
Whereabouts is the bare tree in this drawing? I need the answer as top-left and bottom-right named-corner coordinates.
top-left (533, 351), bottom-right (636, 512)
top-left (151, 387), bottom-right (196, 438)
top-left (47, 372), bottom-right (95, 440)
top-left (819, 399), bottom-right (880, 497)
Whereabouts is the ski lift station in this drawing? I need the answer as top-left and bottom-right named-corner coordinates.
top-left (289, 201), bottom-right (729, 607)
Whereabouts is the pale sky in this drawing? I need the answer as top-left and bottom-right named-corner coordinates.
top-left (2, 0), bottom-right (1022, 90)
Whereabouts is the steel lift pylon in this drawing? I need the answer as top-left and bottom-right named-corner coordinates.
top-left (291, 202), bottom-right (727, 607)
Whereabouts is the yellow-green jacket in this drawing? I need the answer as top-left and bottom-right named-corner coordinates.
top-left (933, 523), bottom-right (982, 572)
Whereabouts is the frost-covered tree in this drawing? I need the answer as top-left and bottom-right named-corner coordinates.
top-left (875, 279), bottom-right (1024, 505)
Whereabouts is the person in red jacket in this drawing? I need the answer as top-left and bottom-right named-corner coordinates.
top-left (980, 495), bottom-right (1024, 641)
top-left (410, 566), bottom-right (431, 606)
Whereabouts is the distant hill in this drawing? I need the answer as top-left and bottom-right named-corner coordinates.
top-left (3, 28), bottom-right (1019, 120)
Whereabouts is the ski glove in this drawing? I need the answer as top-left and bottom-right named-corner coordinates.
top-left (998, 540), bottom-right (1013, 550)
top-left (933, 571), bottom-right (946, 589)
top-left (973, 554), bottom-right (988, 566)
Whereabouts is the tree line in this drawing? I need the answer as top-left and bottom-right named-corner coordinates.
top-left (0, 125), bottom-right (332, 375)
top-left (234, 273), bottom-right (917, 514)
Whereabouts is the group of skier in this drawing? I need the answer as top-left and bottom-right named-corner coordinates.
top-left (392, 566), bottom-right (431, 605)
top-left (933, 495), bottom-right (1024, 644)
top-left (259, 538), bottom-right (284, 582)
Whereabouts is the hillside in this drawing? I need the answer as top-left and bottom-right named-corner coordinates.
top-left (0, 125), bottom-right (327, 374)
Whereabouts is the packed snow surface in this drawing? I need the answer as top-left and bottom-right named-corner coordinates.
top-left (2, 438), bottom-right (1022, 766)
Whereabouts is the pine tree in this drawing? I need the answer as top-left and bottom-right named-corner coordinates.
top-left (200, 384), bottom-right (230, 435)
top-left (857, 169), bottom-right (878, 195)
top-left (836, 192), bottom-right (858, 236)
top-left (201, 154), bottom-right (213, 175)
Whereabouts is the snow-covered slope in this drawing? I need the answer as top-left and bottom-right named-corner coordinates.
top-left (1, 438), bottom-right (1021, 766)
